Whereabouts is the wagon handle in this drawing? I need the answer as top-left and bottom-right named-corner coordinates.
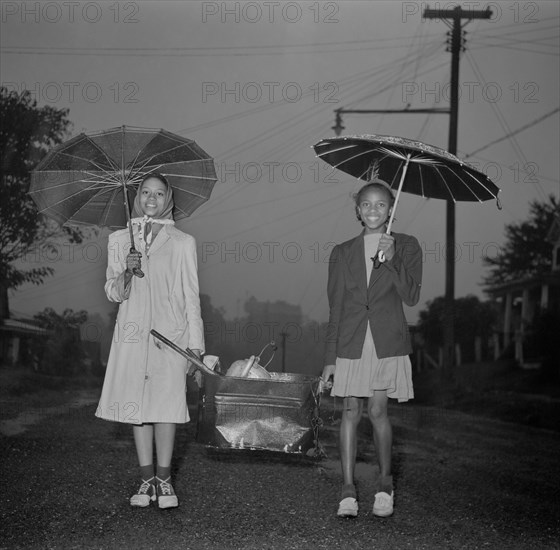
top-left (150, 329), bottom-right (223, 377)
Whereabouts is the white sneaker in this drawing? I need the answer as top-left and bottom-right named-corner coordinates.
top-left (130, 478), bottom-right (156, 508)
top-left (373, 491), bottom-right (394, 517)
top-left (156, 476), bottom-right (179, 509)
top-left (337, 497), bottom-right (358, 517)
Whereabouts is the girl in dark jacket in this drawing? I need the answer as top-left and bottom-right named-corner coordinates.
top-left (321, 180), bottom-right (422, 518)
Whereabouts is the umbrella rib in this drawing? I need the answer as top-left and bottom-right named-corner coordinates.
top-left (418, 165), bottom-right (425, 198)
top-left (30, 171), bottom-right (124, 195)
top-left (316, 143), bottom-right (361, 155)
top-left (172, 186), bottom-right (210, 200)
top-left (63, 185), bottom-right (124, 225)
top-left (161, 172), bottom-right (217, 181)
top-left (324, 148), bottom-right (382, 172)
top-left (130, 136), bottom-right (205, 177)
top-left (100, 188), bottom-right (124, 227)
top-left (37, 184), bottom-right (114, 218)
top-left (463, 170), bottom-right (500, 200)
top-left (31, 180), bottom-right (115, 212)
top-left (84, 135), bottom-right (123, 172)
top-left (447, 167), bottom-right (484, 201)
top-left (53, 144), bottom-right (120, 173)
top-left (432, 165), bottom-right (457, 201)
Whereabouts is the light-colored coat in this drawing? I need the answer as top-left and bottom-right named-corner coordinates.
top-left (95, 225), bottom-right (205, 425)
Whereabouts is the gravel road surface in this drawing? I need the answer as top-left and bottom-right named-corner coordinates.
top-left (1, 388), bottom-right (559, 550)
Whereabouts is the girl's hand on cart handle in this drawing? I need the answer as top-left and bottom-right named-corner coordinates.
top-left (319, 364), bottom-right (336, 393)
top-left (188, 349), bottom-right (203, 386)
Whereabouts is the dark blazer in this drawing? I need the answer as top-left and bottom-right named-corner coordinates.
top-left (324, 231), bottom-right (422, 365)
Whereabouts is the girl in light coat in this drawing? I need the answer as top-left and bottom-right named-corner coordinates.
top-left (96, 174), bottom-right (205, 509)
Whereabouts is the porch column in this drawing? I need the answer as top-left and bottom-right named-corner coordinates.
top-left (541, 284), bottom-right (549, 309)
top-left (503, 292), bottom-right (513, 347)
top-left (521, 288), bottom-right (530, 330)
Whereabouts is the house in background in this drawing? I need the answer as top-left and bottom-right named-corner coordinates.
top-left (487, 213), bottom-right (560, 367)
top-left (0, 317), bottom-right (52, 368)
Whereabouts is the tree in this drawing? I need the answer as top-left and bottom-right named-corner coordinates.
top-left (32, 307), bottom-right (88, 375)
top-left (0, 87), bottom-right (85, 318)
top-left (417, 295), bottom-right (498, 363)
top-left (482, 195), bottom-right (558, 288)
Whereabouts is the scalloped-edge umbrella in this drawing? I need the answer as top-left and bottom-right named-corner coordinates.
top-left (313, 134), bottom-right (501, 261)
top-left (30, 125), bottom-right (218, 275)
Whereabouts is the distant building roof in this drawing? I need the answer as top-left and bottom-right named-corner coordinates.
top-left (0, 318), bottom-right (52, 336)
top-left (486, 272), bottom-right (560, 296)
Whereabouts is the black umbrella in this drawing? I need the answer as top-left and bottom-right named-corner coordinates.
top-left (313, 134), bottom-right (501, 261)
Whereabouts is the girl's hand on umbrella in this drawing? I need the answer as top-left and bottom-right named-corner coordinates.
top-left (378, 234), bottom-right (395, 262)
top-left (126, 251), bottom-right (142, 272)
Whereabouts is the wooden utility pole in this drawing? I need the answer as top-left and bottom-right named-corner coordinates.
top-left (280, 331), bottom-right (287, 373)
top-left (424, 6), bottom-right (492, 368)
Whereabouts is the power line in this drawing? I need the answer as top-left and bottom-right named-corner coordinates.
top-left (465, 51), bottom-right (549, 202)
top-left (465, 107), bottom-right (560, 158)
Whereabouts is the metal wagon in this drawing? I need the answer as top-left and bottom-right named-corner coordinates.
top-left (151, 330), bottom-right (322, 458)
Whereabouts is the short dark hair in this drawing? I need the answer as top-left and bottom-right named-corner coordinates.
top-left (353, 181), bottom-right (395, 208)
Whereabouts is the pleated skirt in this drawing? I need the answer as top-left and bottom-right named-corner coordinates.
top-left (331, 323), bottom-right (414, 402)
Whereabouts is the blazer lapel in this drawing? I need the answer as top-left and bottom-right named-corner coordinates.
top-left (346, 235), bottom-right (368, 297)
top-left (368, 260), bottom-right (384, 289)
top-left (367, 232), bottom-right (400, 290)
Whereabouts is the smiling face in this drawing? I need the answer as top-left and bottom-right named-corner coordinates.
top-left (138, 177), bottom-right (168, 218)
top-left (356, 186), bottom-right (393, 234)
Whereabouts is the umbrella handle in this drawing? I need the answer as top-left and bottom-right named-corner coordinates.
top-left (130, 247), bottom-right (145, 278)
top-left (376, 153), bottom-right (411, 264)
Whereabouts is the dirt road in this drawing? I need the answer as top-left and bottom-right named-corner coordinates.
top-left (1, 388), bottom-right (559, 549)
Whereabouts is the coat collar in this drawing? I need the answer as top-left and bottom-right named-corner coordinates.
top-left (144, 224), bottom-right (171, 256)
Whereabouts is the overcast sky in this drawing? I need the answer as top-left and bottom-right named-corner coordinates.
top-left (2, 0), bottom-right (559, 328)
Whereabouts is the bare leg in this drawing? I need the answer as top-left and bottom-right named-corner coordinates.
top-left (340, 397), bottom-right (363, 487)
top-left (367, 390), bottom-right (393, 493)
top-left (133, 424), bottom-right (154, 466)
top-left (148, 423), bottom-right (179, 508)
top-left (154, 423), bottom-right (176, 468)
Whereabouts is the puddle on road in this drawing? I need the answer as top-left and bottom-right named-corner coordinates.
top-left (0, 392), bottom-right (98, 437)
